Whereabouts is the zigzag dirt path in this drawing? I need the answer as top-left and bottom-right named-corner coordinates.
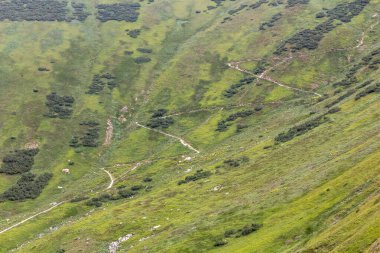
top-left (227, 61), bottom-right (322, 97)
top-left (135, 122), bottom-right (200, 154)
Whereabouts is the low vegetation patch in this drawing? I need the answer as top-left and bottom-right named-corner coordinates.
top-left (69, 121), bottom-right (100, 148)
top-left (216, 110), bottom-right (255, 132)
top-left (286, 0), bottom-right (309, 7)
top-left (1, 172), bottom-right (52, 201)
top-left (355, 83), bottom-right (380, 100)
top-left (137, 48), bottom-right (153, 54)
top-left (260, 13), bottom-right (282, 30)
top-left (71, 2), bottom-right (90, 21)
top-left (0, 149), bottom-right (39, 175)
top-left (214, 223), bottom-right (263, 246)
top-left (44, 92), bottom-right (74, 119)
top-left (96, 3), bottom-right (140, 22)
top-left (86, 73), bottom-right (117, 94)
top-left (127, 29), bottom-right (141, 38)
top-left (223, 156), bottom-right (249, 167)
top-left (275, 0), bottom-right (370, 54)
top-left (250, 0), bottom-right (269, 10)
top-left (86, 184), bottom-right (148, 207)
top-left (178, 169), bottom-right (212, 185)
top-left (134, 56), bottom-right (151, 64)
top-left (146, 109), bottom-right (174, 129)
top-left (223, 77), bottom-right (256, 98)
top-left (275, 116), bottom-right (328, 143)
top-left (224, 223), bottom-right (263, 238)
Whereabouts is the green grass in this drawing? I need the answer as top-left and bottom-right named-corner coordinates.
top-left (0, 0), bottom-right (379, 252)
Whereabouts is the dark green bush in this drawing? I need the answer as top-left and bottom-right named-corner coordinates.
top-left (134, 57), bottom-right (151, 64)
top-left (128, 29), bottom-right (141, 38)
top-left (216, 110), bottom-right (254, 132)
top-left (275, 0), bottom-right (369, 54)
top-left (147, 117), bottom-right (174, 129)
top-left (143, 177), bottom-right (153, 182)
top-left (131, 185), bottom-right (143, 191)
top-left (70, 196), bottom-right (89, 203)
top-left (96, 3), bottom-right (140, 22)
top-left (178, 170), bottom-right (212, 185)
top-left (137, 48), bottom-right (153, 54)
top-left (224, 223), bottom-right (263, 238)
top-left (118, 189), bottom-right (137, 198)
top-left (275, 116), bottom-right (328, 143)
top-left (151, 109), bottom-right (168, 118)
top-left (1, 172), bottom-right (52, 201)
top-left (214, 240), bottom-right (228, 247)
top-left (224, 156), bottom-right (249, 167)
top-left (86, 73), bottom-right (116, 94)
top-left (44, 92), bottom-right (74, 119)
top-left (286, 0), bottom-right (309, 7)
top-left (260, 13), bottom-right (282, 30)
top-left (0, 149), bottom-right (39, 175)
top-left (355, 83), bottom-right (380, 100)
top-left (223, 77), bottom-right (256, 98)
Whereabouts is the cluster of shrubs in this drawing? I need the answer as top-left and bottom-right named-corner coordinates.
top-left (326, 107), bottom-right (341, 114)
top-left (249, 0), bottom-right (287, 10)
top-left (86, 73), bottom-right (117, 94)
top-left (275, 115), bottom-right (328, 143)
top-left (211, 0), bottom-right (226, 5)
top-left (221, 16), bottom-right (232, 24)
top-left (0, 149), bottom-right (39, 175)
top-left (227, 4), bottom-right (247, 15)
top-left (0, 0), bottom-right (69, 21)
top-left (0, 0), bottom-right (90, 22)
top-left (86, 180), bottom-right (152, 207)
top-left (71, 2), bottom-right (90, 22)
top-left (70, 196), bottom-right (89, 203)
top-left (268, 0), bottom-right (284, 7)
top-left (146, 109), bottom-right (174, 129)
top-left (70, 121), bottom-right (100, 148)
top-left (214, 223), bottom-right (263, 247)
top-left (86, 193), bottom-right (120, 207)
top-left (325, 89), bottom-right (356, 108)
top-left (96, 3), bottom-right (140, 22)
top-left (178, 169), bottom-right (212, 185)
top-left (275, 0), bottom-right (369, 54)
top-left (326, 0), bottom-right (370, 23)
top-left (151, 109), bottom-right (168, 118)
top-left (216, 110), bottom-right (256, 132)
top-left (223, 77), bottom-right (256, 98)
top-left (315, 11), bottom-right (326, 19)
top-left (134, 56), bottom-right (151, 64)
top-left (250, 0), bottom-right (269, 10)
top-left (44, 92), bottom-right (74, 119)
top-left (259, 13), bottom-right (282, 30)
top-left (333, 48), bottom-right (379, 89)
top-left (0, 172), bottom-right (52, 201)
top-left (223, 156), bottom-right (249, 167)
top-left (275, 20), bottom-right (335, 54)
top-left (38, 67), bottom-right (49, 72)
top-left (360, 48), bottom-right (380, 70)
top-left (252, 60), bottom-right (268, 75)
top-left (127, 29), bottom-right (141, 38)
top-left (137, 48), bottom-right (153, 54)
top-left (286, 0), bottom-right (309, 7)
top-left (327, 80), bottom-right (373, 107)
top-left (225, 223), bottom-right (263, 238)
top-left (355, 83), bottom-right (380, 100)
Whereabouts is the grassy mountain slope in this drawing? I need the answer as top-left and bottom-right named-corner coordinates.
top-left (0, 0), bottom-right (379, 252)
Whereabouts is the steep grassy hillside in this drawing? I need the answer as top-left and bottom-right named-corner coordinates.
top-left (0, 0), bottom-right (379, 252)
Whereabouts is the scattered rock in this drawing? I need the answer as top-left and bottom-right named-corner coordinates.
top-left (109, 234), bottom-right (133, 253)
